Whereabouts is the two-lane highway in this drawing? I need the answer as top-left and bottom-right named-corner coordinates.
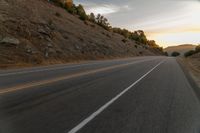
top-left (0, 56), bottom-right (200, 133)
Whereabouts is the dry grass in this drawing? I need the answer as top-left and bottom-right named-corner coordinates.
top-left (179, 57), bottom-right (200, 88)
top-left (0, 0), bottom-right (160, 69)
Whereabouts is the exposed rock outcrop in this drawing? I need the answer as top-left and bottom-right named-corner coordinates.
top-left (0, 37), bottom-right (20, 46)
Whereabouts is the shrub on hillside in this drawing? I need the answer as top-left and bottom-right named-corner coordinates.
top-left (171, 51), bottom-right (180, 57)
top-left (122, 39), bottom-right (127, 43)
top-left (113, 28), bottom-right (130, 38)
top-left (184, 44), bottom-right (200, 57)
top-left (55, 12), bottom-right (61, 17)
top-left (184, 50), bottom-right (195, 57)
top-left (135, 45), bottom-right (138, 49)
top-left (49, 0), bottom-right (65, 8)
top-left (89, 13), bottom-right (96, 23)
top-left (76, 4), bottom-right (88, 20)
top-left (95, 14), bottom-right (111, 30)
top-left (67, 5), bottom-right (78, 14)
top-left (164, 52), bottom-right (168, 56)
top-left (195, 44), bottom-right (200, 53)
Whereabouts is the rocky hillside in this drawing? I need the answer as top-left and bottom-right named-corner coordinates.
top-left (0, 0), bottom-right (162, 68)
top-left (164, 44), bottom-right (196, 56)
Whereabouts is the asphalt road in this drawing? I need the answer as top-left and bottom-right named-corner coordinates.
top-left (0, 56), bottom-right (200, 133)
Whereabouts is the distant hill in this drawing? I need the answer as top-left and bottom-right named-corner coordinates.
top-left (0, 0), bottom-right (163, 68)
top-left (164, 44), bottom-right (196, 56)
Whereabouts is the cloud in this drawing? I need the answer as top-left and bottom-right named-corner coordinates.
top-left (74, 0), bottom-right (200, 46)
top-left (74, 1), bottom-right (132, 15)
top-left (86, 5), bottom-right (120, 15)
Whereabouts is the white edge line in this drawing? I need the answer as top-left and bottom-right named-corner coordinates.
top-left (67, 60), bottom-right (165, 133)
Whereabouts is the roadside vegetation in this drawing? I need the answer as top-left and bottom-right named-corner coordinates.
top-left (48, 0), bottom-right (164, 53)
top-left (184, 45), bottom-right (200, 57)
top-left (171, 51), bottom-right (180, 57)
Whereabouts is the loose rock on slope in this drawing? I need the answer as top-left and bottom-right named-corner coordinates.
top-left (0, 0), bottom-right (161, 68)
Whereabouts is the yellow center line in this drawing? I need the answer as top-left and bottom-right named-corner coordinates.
top-left (0, 59), bottom-right (153, 95)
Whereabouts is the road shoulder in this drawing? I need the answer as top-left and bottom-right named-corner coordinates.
top-left (177, 57), bottom-right (200, 99)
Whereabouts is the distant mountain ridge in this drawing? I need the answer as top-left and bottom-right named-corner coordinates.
top-left (164, 44), bottom-right (197, 56)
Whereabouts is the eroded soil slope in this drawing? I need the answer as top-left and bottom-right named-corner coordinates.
top-left (0, 0), bottom-right (160, 68)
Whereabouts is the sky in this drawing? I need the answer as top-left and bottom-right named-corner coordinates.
top-left (74, 0), bottom-right (200, 47)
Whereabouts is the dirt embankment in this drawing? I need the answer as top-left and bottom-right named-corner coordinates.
top-left (0, 0), bottom-right (162, 69)
top-left (179, 54), bottom-right (200, 88)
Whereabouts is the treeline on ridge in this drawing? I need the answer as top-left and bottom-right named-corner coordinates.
top-left (48, 0), bottom-right (163, 52)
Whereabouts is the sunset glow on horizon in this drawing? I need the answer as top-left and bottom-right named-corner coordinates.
top-left (147, 31), bottom-right (200, 48)
top-left (75, 0), bottom-right (200, 47)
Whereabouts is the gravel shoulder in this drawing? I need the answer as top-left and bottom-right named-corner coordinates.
top-left (178, 57), bottom-right (200, 88)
